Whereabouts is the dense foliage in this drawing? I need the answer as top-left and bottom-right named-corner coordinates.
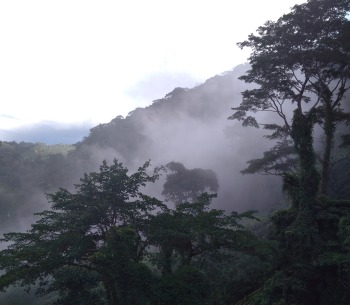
top-left (230, 0), bottom-right (350, 304)
top-left (162, 161), bottom-right (219, 205)
top-left (230, 0), bottom-right (350, 195)
top-left (0, 1), bottom-right (350, 304)
top-left (0, 160), bottom-right (261, 305)
top-left (0, 141), bottom-right (73, 230)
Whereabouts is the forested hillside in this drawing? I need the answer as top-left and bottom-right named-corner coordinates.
top-left (0, 0), bottom-right (350, 304)
top-left (0, 64), bottom-right (284, 236)
top-left (0, 66), bottom-right (283, 305)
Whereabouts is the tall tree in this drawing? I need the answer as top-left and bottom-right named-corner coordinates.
top-left (230, 0), bottom-right (350, 303)
top-left (0, 160), bottom-right (263, 305)
top-left (0, 160), bottom-right (164, 305)
top-left (147, 193), bottom-right (259, 276)
top-left (230, 0), bottom-right (350, 195)
top-left (162, 162), bottom-right (219, 205)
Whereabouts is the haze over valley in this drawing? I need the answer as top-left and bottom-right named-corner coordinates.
top-left (0, 1), bottom-right (349, 304)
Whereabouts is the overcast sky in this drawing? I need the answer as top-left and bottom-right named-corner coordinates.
top-left (1, 0), bottom-right (305, 136)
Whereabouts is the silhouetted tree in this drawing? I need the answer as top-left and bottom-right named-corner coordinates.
top-left (230, 0), bottom-right (350, 195)
top-left (231, 0), bottom-right (350, 304)
top-left (0, 160), bottom-right (163, 305)
top-left (162, 162), bottom-right (219, 205)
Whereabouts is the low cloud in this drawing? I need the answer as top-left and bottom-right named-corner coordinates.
top-left (0, 121), bottom-right (92, 144)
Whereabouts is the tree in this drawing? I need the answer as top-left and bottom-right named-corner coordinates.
top-left (146, 193), bottom-right (265, 305)
top-left (155, 265), bottom-right (211, 305)
top-left (229, 0), bottom-right (350, 303)
top-left (161, 162), bottom-right (219, 205)
top-left (0, 159), bottom-right (164, 305)
top-left (230, 0), bottom-right (350, 195)
top-left (0, 159), bottom-right (264, 305)
top-left (147, 193), bottom-right (260, 275)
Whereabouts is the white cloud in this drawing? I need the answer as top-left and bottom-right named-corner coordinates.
top-left (0, 0), bottom-right (305, 131)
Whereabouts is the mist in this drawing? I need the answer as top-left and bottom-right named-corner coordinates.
top-left (0, 121), bottom-right (92, 144)
top-left (57, 64), bottom-right (285, 214)
top-left (3, 63), bottom-right (347, 239)
top-left (6, 62), bottom-right (342, 242)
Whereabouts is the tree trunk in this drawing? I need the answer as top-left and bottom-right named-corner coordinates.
top-left (320, 101), bottom-right (334, 195)
top-left (291, 109), bottom-right (320, 206)
top-left (161, 245), bottom-right (173, 276)
top-left (103, 276), bottom-right (121, 305)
